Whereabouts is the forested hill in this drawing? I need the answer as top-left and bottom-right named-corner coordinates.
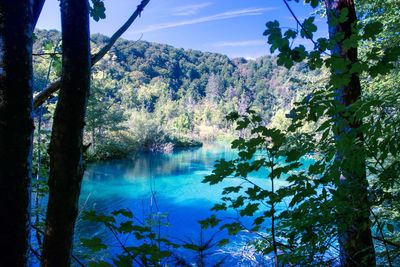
top-left (33, 29), bottom-right (311, 158)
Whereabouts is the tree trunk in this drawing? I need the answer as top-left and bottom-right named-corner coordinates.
top-left (325, 1), bottom-right (376, 266)
top-left (0, 1), bottom-right (34, 266)
top-left (41, 0), bottom-right (91, 265)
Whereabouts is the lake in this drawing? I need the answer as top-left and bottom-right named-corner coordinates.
top-left (75, 143), bottom-right (283, 266)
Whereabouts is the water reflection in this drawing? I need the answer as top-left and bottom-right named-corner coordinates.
top-left (84, 143), bottom-right (234, 181)
top-left (75, 143), bottom-right (281, 265)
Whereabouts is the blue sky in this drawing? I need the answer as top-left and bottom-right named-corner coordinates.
top-left (37, 0), bottom-right (328, 59)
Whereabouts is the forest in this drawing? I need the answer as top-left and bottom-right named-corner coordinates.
top-left (33, 29), bottom-right (310, 160)
top-left (0, 0), bottom-right (399, 266)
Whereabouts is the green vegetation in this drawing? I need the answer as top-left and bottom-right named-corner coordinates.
top-left (1, 0), bottom-right (399, 266)
top-left (202, 1), bottom-right (400, 266)
top-left (32, 0), bottom-right (400, 265)
top-left (33, 29), bottom-right (311, 160)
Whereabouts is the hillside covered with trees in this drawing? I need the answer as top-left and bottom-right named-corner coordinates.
top-left (33, 29), bottom-right (310, 159)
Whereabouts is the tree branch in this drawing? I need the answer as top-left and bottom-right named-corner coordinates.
top-left (91, 0), bottom-right (150, 65)
top-left (107, 225), bottom-right (145, 267)
top-left (371, 209), bottom-right (393, 266)
top-left (30, 246), bottom-right (41, 262)
top-left (282, 0), bottom-right (331, 56)
top-left (373, 236), bottom-right (400, 249)
top-left (33, 0), bottom-right (151, 109)
top-left (33, 0), bottom-right (46, 28)
top-left (33, 52), bottom-right (62, 57)
top-left (33, 78), bottom-right (61, 109)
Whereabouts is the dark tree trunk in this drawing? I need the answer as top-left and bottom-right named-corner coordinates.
top-left (0, 1), bottom-right (34, 266)
top-left (41, 0), bottom-right (91, 265)
top-left (325, 0), bottom-right (376, 266)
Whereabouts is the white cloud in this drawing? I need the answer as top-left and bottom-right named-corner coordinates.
top-left (132, 7), bottom-right (277, 34)
top-left (173, 2), bottom-right (213, 16)
top-left (212, 39), bottom-right (266, 48)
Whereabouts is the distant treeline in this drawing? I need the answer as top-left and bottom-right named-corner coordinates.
top-left (33, 29), bottom-right (314, 159)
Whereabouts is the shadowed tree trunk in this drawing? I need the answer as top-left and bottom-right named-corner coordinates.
top-left (325, 0), bottom-right (376, 266)
top-left (40, 0), bottom-right (91, 265)
top-left (0, 1), bottom-right (34, 266)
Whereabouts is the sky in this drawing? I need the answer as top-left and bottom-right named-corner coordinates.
top-left (36, 0), bottom-right (328, 59)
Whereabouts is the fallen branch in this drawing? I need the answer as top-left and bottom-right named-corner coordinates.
top-left (33, 0), bottom-right (151, 109)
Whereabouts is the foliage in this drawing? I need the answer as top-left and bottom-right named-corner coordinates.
top-left (33, 29), bottom-right (312, 159)
top-left (79, 209), bottom-right (174, 266)
top-left (89, 0), bottom-right (106, 22)
top-left (204, 0), bottom-right (400, 266)
top-left (203, 111), bottom-right (336, 265)
top-left (31, 0), bottom-right (400, 265)
top-left (78, 209), bottom-right (229, 266)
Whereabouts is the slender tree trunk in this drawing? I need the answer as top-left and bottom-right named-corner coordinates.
top-left (269, 159), bottom-right (279, 267)
top-left (41, 0), bottom-right (91, 265)
top-left (325, 1), bottom-right (376, 266)
top-left (92, 127), bottom-right (96, 150)
top-left (0, 1), bottom-right (34, 266)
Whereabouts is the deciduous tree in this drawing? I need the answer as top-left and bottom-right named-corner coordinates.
top-left (325, 1), bottom-right (375, 265)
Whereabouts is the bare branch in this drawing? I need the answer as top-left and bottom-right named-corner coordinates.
top-left (282, 0), bottom-right (331, 56)
top-left (91, 0), bottom-right (150, 65)
top-left (33, 78), bottom-right (61, 109)
top-left (33, 0), bottom-right (151, 109)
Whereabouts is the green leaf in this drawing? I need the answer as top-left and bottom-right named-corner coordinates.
top-left (211, 203), bottom-right (227, 211)
top-left (198, 215), bottom-right (221, 229)
top-left (221, 222), bottom-right (243, 235)
top-left (81, 237), bottom-right (107, 252)
top-left (363, 22), bottom-right (383, 39)
top-left (89, 261), bottom-right (113, 267)
top-left (183, 244), bottom-right (201, 251)
top-left (82, 210), bottom-right (116, 224)
top-left (90, 0), bottom-right (106, 22)
top-left (301, 17), bottom-right (317, 39)
top-left (118, 221), bottom-right (139, 234)
top-left (226, 111), bottom-right (239, 121)
top-left (387, 223), bottom-right (395, 233)
top-left (112, 209), bottom-right (133, 219)
top-left (304, 0), bottom-right (320, 8)
top-left (112, 255), bottom-right (133, 267)
top-left (240, 203), bottom-right (259, 217)
top-left (222, 186), bottom-right (242, 194)
top-left (338, 8), bottom-right (349, 23)
top-left (218, 238), bottom-right (230, 247)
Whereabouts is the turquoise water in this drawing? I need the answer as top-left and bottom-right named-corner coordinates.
top-left (75, 143), bottom-right (287, 265)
